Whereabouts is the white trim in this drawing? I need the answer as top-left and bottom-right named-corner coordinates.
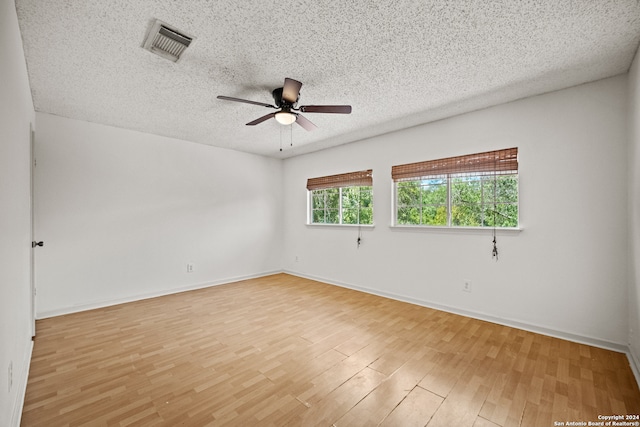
top-left (389, 225), bottom-right (522, 234)
top-left (306, 223), bottom-right (375, 229)
top-left (283, 270), bottom-right (629, 354)
top-left (628, 346), bottom-right (640, 389)
top-left (29, 123), bottom-right (36, 338)
top-left (37, 270), bottom-right (281, 319)
top-left (11, 340), bottom-right (33, 427)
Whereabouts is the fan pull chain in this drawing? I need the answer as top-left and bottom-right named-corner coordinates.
top-left (492, 235), bottom-right (498, 260)
top-left (492, 160), bottom-right (499, 261)
top-left (492, 201), bottom-right (498, 260)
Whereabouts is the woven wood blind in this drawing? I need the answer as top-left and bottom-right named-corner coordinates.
top-left (306, 169), bottom-right (373, 190)
top-left (391, 147), bottom-right (518, 181)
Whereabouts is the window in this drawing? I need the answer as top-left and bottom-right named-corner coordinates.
top-left (307, 170), bottom-right (373, 225)
top-left (392, 148), bottom-right (518, 228)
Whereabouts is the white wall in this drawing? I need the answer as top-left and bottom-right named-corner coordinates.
top-left (0, 0), bottom-right (36, 425)
top-left (629, 45), bottom-right (640, 373)
top-left (283, 76), bottom-right (629, 348)
top-left (34, 113), bottom-right (283, 317)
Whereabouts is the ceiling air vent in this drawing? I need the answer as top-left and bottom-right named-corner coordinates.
top-left (143, 19), bottom-right (193, 62)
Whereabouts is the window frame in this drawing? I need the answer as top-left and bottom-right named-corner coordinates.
top-left (309, 186), bottom-right (373, 226)
top-left (306, 169), bottom-right (374, 226)
top-left (393, 172), bottom-right (519, 228)
top-left (391, 148), bottom-right (520, 230)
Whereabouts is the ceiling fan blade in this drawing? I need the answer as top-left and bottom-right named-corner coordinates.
top-left (295, 114), bottom-right (317, 131)
top-left (282, 78), bottom-right (302, 104)
top-left (217, 95), bottom-right (275, 108)
top-left (246, 112), bottom-right (276, 126)
top-left (299, 105), bottom-right (352, 114)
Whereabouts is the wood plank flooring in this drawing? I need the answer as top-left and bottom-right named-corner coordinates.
top-left (22, 274), bottom-right (640, 426)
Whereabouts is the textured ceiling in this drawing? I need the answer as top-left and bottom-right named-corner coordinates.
top-left (15, 0), bottom-right (640, 158)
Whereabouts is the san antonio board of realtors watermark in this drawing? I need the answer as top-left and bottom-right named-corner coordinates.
top-left (554, 415), bottom-right (640, 426)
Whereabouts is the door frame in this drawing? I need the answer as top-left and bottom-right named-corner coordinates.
top-left (29, 123), bottom-right (36, 337)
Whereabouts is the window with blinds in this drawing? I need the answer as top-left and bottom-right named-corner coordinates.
top-left (307, 170), bottom-right (373, 225)
top-left (392, 148), bottom-right (518, 228)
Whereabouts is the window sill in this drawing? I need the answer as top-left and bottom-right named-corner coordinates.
top-left (389, 225), bottom-right (522, 234)
top-left (306, 223), bottom-right (375, 229)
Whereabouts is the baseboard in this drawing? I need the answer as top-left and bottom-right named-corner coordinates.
top-left (11, 339), bottom-right (33, 427)
top-left (284, 270), bottom-right (629, 355)
top-left (628, 347), bottom-right (640, 389)
top-left (37, 270), bottom-right (282, 319)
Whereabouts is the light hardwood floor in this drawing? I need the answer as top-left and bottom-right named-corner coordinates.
top-left (22, 274), bottom-right (640, 426)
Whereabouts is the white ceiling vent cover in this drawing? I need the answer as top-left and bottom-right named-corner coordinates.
top-left (143, 19), bottom-right (193, 62)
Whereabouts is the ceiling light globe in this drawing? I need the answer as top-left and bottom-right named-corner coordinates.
top-left (275, 111), bottom-right (296, 125)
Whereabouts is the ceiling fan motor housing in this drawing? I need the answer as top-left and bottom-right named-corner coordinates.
top-left (272, 87), bottom-right (296, 108)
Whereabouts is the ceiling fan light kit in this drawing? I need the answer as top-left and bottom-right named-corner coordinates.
top-left (217, 78), bottom-right (351, 131)
top-left (275, 111), bottom-right (297, 125)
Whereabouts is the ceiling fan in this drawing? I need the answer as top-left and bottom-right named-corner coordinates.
top-left (217, 78), bottom-right (351, 131)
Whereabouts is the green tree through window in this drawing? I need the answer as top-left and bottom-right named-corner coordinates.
top-left (396, 173), bottom-right (518, 227)
top-left (308, 169), bottom-right (373, 226)
top-left (312, 186), bottom-right (373, 225)
top-left (392, 148), bottom-right (518, 228)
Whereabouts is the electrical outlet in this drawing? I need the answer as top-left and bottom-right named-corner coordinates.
top-left (8, 361), bottom-right (13, 392)
top-left (186, 263), bottom-right (194, 273)
top-left (463, 280), bottom-right (472, 293)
